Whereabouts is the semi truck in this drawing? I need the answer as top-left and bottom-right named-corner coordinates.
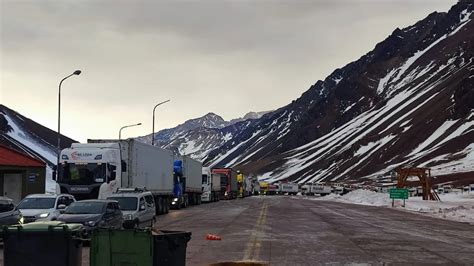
top-left (172, 156), bottom-right (203, 208)
top-left (260, 182), bottom-right (269, 195)
top-left (212, 168), bottom-right (238, 200)
top-left (278, 182), bottom-right (299, 195)
top-left (268, 184), bottom-right (278, 195)
top-left (302, 183), bottom-right (331, 196)
top-left (57, 139), bottom-right (174, 214)
top-left (201, 167), bottom-right (221, 203)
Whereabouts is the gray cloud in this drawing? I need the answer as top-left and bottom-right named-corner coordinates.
top-left (1, 0), bottom-right (457, 141)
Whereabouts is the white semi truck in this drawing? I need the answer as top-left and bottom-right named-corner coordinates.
top-left (57, 139), bottom-right (174, 214)
top-left (278, 182), bottom-right (299, 195)
top-left (302, 183), bottom-right (331, 196)
top-left (201, 167), bottom-right (221, 202)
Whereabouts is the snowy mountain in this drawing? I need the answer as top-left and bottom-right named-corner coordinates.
top-left (202, 1), bottom-right (474, 185)
top-left (0, 105), bottom-right (77, 192)
top-left (138, 111), bottom-right (271, 160)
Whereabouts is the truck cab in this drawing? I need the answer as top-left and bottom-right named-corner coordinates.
top-left (201, 167), bottom-right (220, 203)
top-left (58, 143), bottom-right (122, 200)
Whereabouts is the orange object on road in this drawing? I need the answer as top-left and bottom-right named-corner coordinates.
top-left (206, 234), bottom-right (222, 240)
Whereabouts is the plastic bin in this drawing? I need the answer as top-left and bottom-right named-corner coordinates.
top-left (2, 221), bottom-right (84, 266)
top-left (154, 230), bottom-right (192, 266)
top-left (90, 229), bottom-right (192, 266)
top-left (90, 229), bottom-right (154, 266)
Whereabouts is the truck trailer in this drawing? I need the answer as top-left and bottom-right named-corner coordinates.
top-left (278, 182), bottom-right (299, 195)
top-left (201, 167), bottom-right (220, 203)
top-left (172, 156), bottom-right (203, 208)
top-left (57, 139), bottom-right (174, 214)
top-left (302, 183), bottom-right (331, 196)
top-left (212, 168), bottom-right (238, 200)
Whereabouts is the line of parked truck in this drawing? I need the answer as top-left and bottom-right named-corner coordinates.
top-left (0, 138), bottom-right (264, 233)
top-left (54, 139), bottom-right (259, 215)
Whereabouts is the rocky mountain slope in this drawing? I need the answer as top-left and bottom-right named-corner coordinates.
top-left (138, 111), bottom-right (271, 159)
top-left (165, 1), bottom-right (474, 185)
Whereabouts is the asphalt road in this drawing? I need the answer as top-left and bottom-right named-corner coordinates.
top-left (153, 196), bottom-right (474, 265)
top-left (2, 196), bottom-right (474, 265)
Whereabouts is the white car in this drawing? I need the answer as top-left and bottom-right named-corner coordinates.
top-left (107, 189), bottom-right (156, 228)
top-left (16, 194), bottom-right (76, 223)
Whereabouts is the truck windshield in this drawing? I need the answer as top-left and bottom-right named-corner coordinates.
top-left (107, 197), bottom-right (138, 211)
top-left (202, 174), bottom-right (208, 184)
top-left (59, 163), bottom-right (107, 185)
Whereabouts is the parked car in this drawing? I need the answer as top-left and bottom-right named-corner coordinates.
top-left (57, 200), bottom-right (123, 238)
top-left (0, 197), bottom-right (22, 226)
top-left (16, 194), bottom-right (76, 223)
top-left (107, 188), bottom-right (156, 228)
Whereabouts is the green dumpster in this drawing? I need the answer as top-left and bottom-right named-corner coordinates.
top-left (90, 228), bottom-right (154, 266)
top-left (90, 229), bottom-right (192, 266)
top-left (2, 221), bottom-right (84, 266)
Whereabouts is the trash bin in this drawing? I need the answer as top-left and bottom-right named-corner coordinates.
top-left (90, 229), bottom-right (191, 266)
top-left (90, 228), bottom-right (154, 266)
top-left (153, 230), bottom-right (192, 266)
top-left (2, 221), bottom-right (84, 266)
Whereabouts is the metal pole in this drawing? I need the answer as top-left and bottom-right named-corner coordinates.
top-left (57, 70), bottom-right (81, 167)
top-left (119, 123), bottom-right (142, 140)
top-left (152, 99), bottom-right (170, 146)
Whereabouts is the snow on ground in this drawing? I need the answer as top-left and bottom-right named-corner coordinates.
top-left (309, 189), bottom-right (474, 224)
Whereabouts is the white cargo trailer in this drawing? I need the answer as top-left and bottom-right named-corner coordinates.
top-left (201, 167), bottom-right (221, 202)
top-left (58, 139), bottom-right (174, 214)
top-left (302, 183), bottom-right (331, 196)
top-left (278, 183), bottom-right (299, 195)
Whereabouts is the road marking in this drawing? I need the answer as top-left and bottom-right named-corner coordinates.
top-left (243, 202), bottom-right (268, 261)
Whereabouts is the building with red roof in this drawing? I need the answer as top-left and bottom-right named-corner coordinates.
top-left (0, 145), bottom-right (46, 203)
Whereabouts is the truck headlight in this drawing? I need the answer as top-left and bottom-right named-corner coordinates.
top-left (19, 216), bottom-right (24, 224)
top-left (38, 213), bottom-right (49, 218)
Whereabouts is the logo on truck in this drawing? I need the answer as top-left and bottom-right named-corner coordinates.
top-left (71, 151), bottom-right (94, 160)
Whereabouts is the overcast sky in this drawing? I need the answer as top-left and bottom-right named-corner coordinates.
top-left (1, 0), bottom-right (457, 142)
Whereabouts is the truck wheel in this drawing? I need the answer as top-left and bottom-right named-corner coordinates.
top-left (164, 198), bottom-right (169, 213)
top-left (156, 197), bottom-right (163, 215)
top-left (197, 196), bottom-right (201, 205)
top-left (184, 195), bottom-right (189, 208)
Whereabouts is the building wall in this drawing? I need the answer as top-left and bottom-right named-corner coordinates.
top-left (0, 165), bottom-right (46, 201)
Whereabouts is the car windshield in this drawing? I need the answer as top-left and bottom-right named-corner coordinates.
top-left (17, 198), bottom-right (56, 209)
top-left (0, 201), bottom-right (14, 213)
top-left (107, 197), bottom-right (138, 211)
top-left (64, 202), bottom-right (105, 214)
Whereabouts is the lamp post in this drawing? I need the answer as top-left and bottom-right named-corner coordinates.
top-left (152, 99), bottom-right (170, 146)
top-left (57, 70), bottom-right (81, 167)
top-left (119, 123), bottom-right (142, 140)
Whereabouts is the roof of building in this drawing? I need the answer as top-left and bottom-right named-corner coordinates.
top-left (0, 145), bottom-right (46, 168)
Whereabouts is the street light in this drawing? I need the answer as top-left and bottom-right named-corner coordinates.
top-left (152, 99), bottom-right (170, 146)
top-left (119, 123), bottom-right (142, 140)
top-left (57, 70), bottom-right (81, 167)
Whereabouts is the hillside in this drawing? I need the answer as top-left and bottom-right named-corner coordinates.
top-left (176, 1), bottom-right (474, 185)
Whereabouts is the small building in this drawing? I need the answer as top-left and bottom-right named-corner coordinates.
top-left (0, 145), bottom-right (46, 204)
